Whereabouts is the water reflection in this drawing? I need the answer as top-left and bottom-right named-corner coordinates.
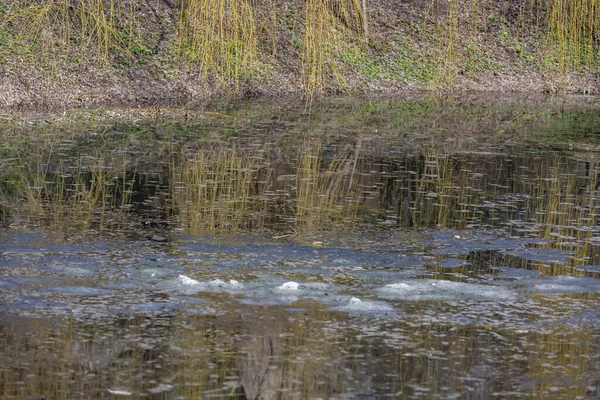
top-left (171, 148), bottom-right (270, 234)
top-left (2, 98), bottom-right (600, 243)
top-left (2, 303), bottom-right (599, 399)
top-left (1, 96), bottom-right (600, 398)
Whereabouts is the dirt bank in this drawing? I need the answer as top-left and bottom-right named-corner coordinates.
top-left (1, 0), bottom-right (599, 109)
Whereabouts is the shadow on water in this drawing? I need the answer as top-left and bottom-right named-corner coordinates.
top-left (1, 95), bottom-right (600, 398)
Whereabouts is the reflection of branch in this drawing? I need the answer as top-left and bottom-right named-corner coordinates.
top-left (349, 135), bottom-right (362, 187)
top-left (273, 224), bottom-right (298, 239)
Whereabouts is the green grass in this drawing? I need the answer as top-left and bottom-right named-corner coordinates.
top-left (393, 36), bottom-right (438, 83)
top-left (339, 44), bottom-right (387, 82)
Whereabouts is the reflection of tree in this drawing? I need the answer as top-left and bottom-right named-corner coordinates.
top-left (238, 336), bottom-right (283, 400)
top-left (235, 305), bottom-right (351, 399)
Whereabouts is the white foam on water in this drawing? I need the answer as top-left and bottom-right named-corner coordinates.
top-left (157, 275), bottom-right (246, 293)
top-left (178, 275), bottom-right (201, 285)
top-left (208, 279), bottom-right (226, 287)
top-left (278, 281), bottom-right (300, 291)
top-left (377, 279), bottom-right (518, 301)
top-left (229, 279), bottom-right (244, 288)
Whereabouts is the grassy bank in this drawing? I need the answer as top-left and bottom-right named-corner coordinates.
top-left (0, 0), bottom-right (599, 108)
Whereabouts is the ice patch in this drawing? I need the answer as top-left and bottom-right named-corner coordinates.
top-left (490, 267), bottom-right (542, 280)
top-left (329, 296), bottom-right (395, 313)
top-left (386, 283), bottom-right (410, 291)
top-left (377, 279), bottom-right (518, 301)
top-left (238, 281), bottom-right (333, 306)
top-left (207, 279), bottom-right (244, 290)
top-left (502, 248), bottom-right (572, 264)
top-left (46, 265), bottom-right (95, 276)
top-left (517, 276), bottom-right (600, 293)
top-left (42, 286), bottom-right (110, 296)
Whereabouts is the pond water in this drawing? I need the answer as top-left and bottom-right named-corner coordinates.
top-left (1, 95), bottom-right (600, 399)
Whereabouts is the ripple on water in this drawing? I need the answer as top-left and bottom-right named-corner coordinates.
top-left (10, 295), bottom-right (66, 308)
top-left (561, 309), bottom-right (600, 327)
top-left (126, 267), bottom-right (184, 281)
top-left (41, 286), bottom-right (111, 296)
top-left (490, 267), bottom-right (542, 280)
top-left (501, 248), bottom-right (573, 264)
top-left (44, 265), bottom-right (96, 276)
top-left (428, 230), bottom-right (529, 255)
top-left (178, 242), bottom-right (427, 269)
top-left (575, 264), bottom-right (600, 273)
top-left (0, 279), bottom-right (15, 288)
top-left (438, 258), bottom-right (469, 269)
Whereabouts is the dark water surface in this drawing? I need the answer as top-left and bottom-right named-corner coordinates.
top-left (2, 95), bottom-right (600, 399)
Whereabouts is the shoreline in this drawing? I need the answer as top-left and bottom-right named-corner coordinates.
top-left (1, 68), bottom-right (599, 110)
